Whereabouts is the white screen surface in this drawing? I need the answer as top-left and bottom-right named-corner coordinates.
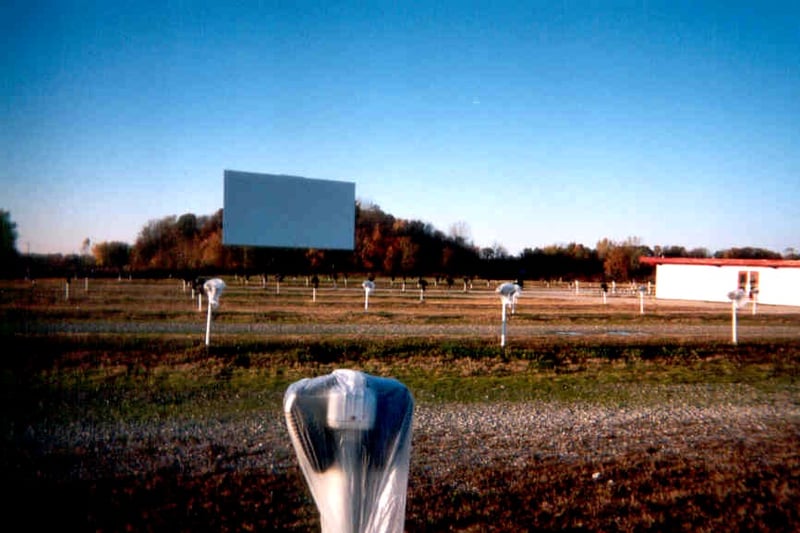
top-left (223, 170), bottom-right (355, 250)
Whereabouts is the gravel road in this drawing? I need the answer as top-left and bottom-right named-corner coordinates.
top-left (27, 388), bottom-right (799, 484)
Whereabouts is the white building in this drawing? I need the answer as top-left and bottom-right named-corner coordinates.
top-left (640, 257), bottom-right (800, 307)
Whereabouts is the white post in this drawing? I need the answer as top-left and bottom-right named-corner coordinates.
top-left (276, 280), bottom-right (280, 295)
top-left (575, 280), bottom-right (579, 295)
top-left (312, 287), bottom-right (317, 302)
top-left (198, 293), bottom-right (202, 311)
top-left (639, 291), bottom-right (644, 315)
top-left (205, 300), bottom-right (213, 346)
top-left (65, 281), bottom-right (69, 301)
top-left (731, 300), bottom-right (738, 344)
top-left (500, 301), bottom-right (507, 347)
top-left (364, 290), bottom-right (370, 311)
top-left (419, 289), bottom-right (424, 302)
top-left (602, 291), bottom-right (607, 305)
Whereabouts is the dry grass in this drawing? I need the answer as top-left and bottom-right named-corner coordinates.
top-left (2, 277), bottom-right (800, 531)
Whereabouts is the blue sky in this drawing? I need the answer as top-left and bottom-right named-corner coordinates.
top-left (3, 1), bottom-right (798, 255)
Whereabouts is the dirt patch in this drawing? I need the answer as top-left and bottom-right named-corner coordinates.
top-left (4, 279), bottom-right (800, 531)
top-left (6, 401), bottom-right (799, 531)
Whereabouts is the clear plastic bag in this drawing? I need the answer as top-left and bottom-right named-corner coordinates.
top-left (284, 369), bottom-right (414, 533)
top-left (203, 278), bottom-right (226, 309)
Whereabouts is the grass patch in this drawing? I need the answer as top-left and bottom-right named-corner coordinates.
top-left (5, 333), bottom-right (798, 427)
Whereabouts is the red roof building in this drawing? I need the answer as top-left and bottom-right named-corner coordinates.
top-left (639, 257), bottom-right (800, 307)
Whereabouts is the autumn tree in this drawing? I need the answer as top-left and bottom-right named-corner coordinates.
top-left (132, 215), bottom-right (178, 270)
top-left (397, 236), bottom-right (420, 276)
top-left (92, 241), bottom-right (132, 272)
top-left (306, 249), bottom-right (326, 273)
top-left (196, 209), bottom-right (225, 270)
top-left (383, 240), bottom-right (404, 278)
top-left (602, 237), bottom-right (651, 281)
top-left (355, 203), bottom-right (392, 271)
top-left (441, 245), bottom-right (457, 274)
top-left (596, 238), bottom-right (612, 261)
top-left (129, 210), bottom-right (226, 273)
top-left (603, 246), bottom-right (633, 280)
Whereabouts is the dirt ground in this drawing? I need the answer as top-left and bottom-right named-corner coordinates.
top-left (3, 278), bottom-right (800, 531)
top-left (7, 406), bottom-right (799, 532)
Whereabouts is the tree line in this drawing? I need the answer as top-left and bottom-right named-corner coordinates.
top-left (1, 207), bottom-right (794, 282)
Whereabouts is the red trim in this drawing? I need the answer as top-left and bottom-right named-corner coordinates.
top-left (639, 257), bottom-right (800, 268)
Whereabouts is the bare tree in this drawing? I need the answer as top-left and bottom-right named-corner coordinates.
top-left (448, 221), bottom-right (472, 245)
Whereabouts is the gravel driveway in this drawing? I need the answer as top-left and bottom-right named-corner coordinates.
top-left (28, 387), bottom-right (799, 484)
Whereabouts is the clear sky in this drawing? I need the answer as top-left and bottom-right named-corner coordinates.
top-left (3, 1), bottom-right (798, 256)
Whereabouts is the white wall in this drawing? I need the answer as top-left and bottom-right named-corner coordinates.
top-left (655, 264), bottom-right (738, 303)
top-left (760, 268), bottom-right (800, 307)
top-left (654, 264), bottom-right (800, 307)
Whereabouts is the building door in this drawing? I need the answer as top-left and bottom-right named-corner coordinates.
top-left (738, 271), bottom-right (759, 299)
top-left (748, 271), bottom-right (759, 299)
